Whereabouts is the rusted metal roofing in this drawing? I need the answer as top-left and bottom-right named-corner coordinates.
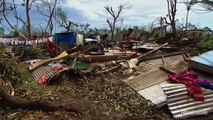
top-left (124, 60), bottom-right (188, 91)
top-left (139, 52), bottom-right (188, 66)
top-left (161, 60), bottom-right (188, 74)
top-left (32, 63), bottom-right (69, 82)
top-left (124, 53), bottom-right (189, 106)
top-left (161, 83), bottom-right (213, 119)
top-left (124, 68), bottom-right (169, 91)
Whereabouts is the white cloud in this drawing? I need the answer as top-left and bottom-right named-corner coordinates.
top-left (61, 0), bottom-right (213, 29)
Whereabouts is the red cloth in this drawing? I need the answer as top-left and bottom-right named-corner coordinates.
top-left (52, 65), bottom-right (64, 73)
top-left (39, 75), bottom-right (47, 85)
top-left (47, 39), bottom-right (57, 55)
top-left (169, 71), bottom-right (204, 101)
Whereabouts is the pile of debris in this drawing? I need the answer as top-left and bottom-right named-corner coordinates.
top-left (26, 44), bottom-right (141, 85)
top-left (22, 41), bottom-right (213, 119)
top-left (124, 50), bottom-right (213, 119)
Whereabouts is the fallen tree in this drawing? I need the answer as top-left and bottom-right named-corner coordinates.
top-left (0, 78), bottom-right (81, 114)
top-left (0, 52), bottom-right (82, 114)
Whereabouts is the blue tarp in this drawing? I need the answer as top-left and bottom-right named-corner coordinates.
top-left (191, 51), bottom-right (213, 67)
top-left (190, 51), bottom-right (213, 74)
top-left (55, 32), bottom-right (76, 46)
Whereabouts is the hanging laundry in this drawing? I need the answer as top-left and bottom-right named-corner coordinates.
top-left (47, 38), bottom-right (57, 55)
top-left (169, 70), bottom-right (213, 101)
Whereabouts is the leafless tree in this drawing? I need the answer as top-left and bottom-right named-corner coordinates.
top-left (165, 0), bottom-right (178, 41)
top-left (76, 23), bottom-right (90, 34)
top-left (56, 7), bottom-right (78, 32)
top-left (0, 0), bottom-right (36, 39)
top-left (36, 0), bottom-right (58, 35)
top-left (0, 0), bottom-right (27, 39)
top-left (105, 4), bottom-right (126, 41)
top-left (183, 0), bottom-right (212, 31)
top-left (25, 0), bottom-right (37, 38)
top-left (184, 0), bottom-right (196, 31)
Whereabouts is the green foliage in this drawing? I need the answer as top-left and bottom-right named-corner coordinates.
top-left (73, 61), bottom-right (94, 73)
top-left (0, 59), bottom-right (29, 85)
top-left (192, 34), bottom-right (213, 55)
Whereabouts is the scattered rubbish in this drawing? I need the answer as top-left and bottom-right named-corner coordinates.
top-left (32, 63), bottom-right (69, 84)
top-left (132, 43), bottom-right (159, 50)
top-left (30, 51), bottom-right (68, 70)
top-left (168, 70), bottom-right (213, 101)
top-left (124, 54), bottom-right (189, 106)
top-left (25, 59), bottom-right (42, 69)
top-left (77, 53), bottom-right (135, 63)
top-left (73, 61), bottom-right (94, 73)
top-left (137, 43), bottom-right (168, 60)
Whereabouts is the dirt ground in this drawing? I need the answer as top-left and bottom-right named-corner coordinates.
top-left (0, 61), bottom-right (175, 120)
top-left (0, 47), bottom-right (213, 120)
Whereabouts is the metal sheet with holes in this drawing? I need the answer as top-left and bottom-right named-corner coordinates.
top-left (161, 83), bottom-right (213, 119)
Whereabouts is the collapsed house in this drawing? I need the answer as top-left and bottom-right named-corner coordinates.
top-left (1, 31), bottom-right (213, 119)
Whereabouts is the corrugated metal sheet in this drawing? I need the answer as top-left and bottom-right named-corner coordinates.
top-left (124, 53), bottom-right (189, 106)
top-left (139, 52), bottom-right (187, 66)
top-left (32, 63), bottom-right (69, 82)
top-left (138, 82), bottom-right (168, 107)
top-left (161, 83), bottom-right (213, 119)
top-left (189, 50), bottom-right (213, 74)
top-left (161, 60), bottom-right (188, 74)
top-left (124, 60), bottom-right (188, 91)
top-left (124, 68), bottom-right (169, 91)
top-left (137, 62), bottom-right (160, 73)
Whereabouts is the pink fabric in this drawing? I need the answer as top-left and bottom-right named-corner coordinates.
top-left (52, 66), bottom-right (64, 73)
top-left (39, 75), bottom-right (47, 85)
top-left (169, 71), bottom-right (205, 101)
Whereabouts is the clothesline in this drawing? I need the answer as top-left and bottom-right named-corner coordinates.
top-left (0, 37), bottom-right (53, 45)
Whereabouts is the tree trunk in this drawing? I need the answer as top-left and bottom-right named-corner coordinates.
top-left (26, 0), bottom-right (32, 38)
top-left (111, 19), bottom-right (116, 41)
top-left (171, 22), bottom-right (177, 41)
top-left (0, 79), bottom-right (81, 114)
top-left (45, 0), bottom-right (58, 35)
top-left (185, 5), bottom-right (190, 31)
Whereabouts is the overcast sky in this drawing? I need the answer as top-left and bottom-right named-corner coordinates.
top-left (58, 0), bottom-right (213, 29)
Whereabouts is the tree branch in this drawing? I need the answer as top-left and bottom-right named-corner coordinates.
top-left (2, 0), bottom-right (27, 39)
top-left (29, 0), bottom-right (36, 10)
top-left (14, 16), bottom-right (27, 28)
top-left (44, 0), bottom-right (58, 34)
